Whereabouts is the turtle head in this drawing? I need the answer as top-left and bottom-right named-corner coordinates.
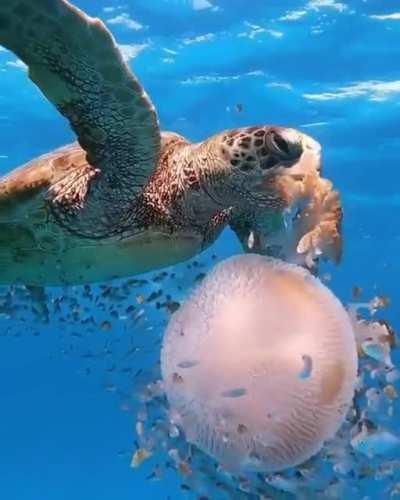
top-left (217, 127), bottom-right (340, 271)
top-left (203, 125), bottom-right (321, 210)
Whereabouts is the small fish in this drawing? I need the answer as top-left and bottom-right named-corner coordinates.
top-left (237, 423), bottom-right (248, 434)
top-left (351, 427), bottom-right (400, 458)
top-left (238, 478), bottom-right (251, 492)
top-left (103, 383), bottom-right (117, 393)
top-left (172, 373), bottom-right (184, 384)
top-left (145, 464), bottom-right (162, 481)
top-left (367, 295), bottom-right (391, 314)
top-left (386, 369), bottom-right (400, 384)
top-left (235, 103), bottom-right (244, 113)
top-left (379, 319), bottom-right (397, 348)
top-left (384, 385), bottom-right (399, 400)
top-left (168, 448), bottom-right (181, 463)
top-left (265, 474), bottom-right (299, 494)
top-left (221, 432), bottom-right (229, 443)
top-left (136, 294), bottom-right (146, 304)
top-left (131, 448), bottom-right (152, 468)
top-left (100, 320), bottom-right (112, 331)
top-left (221, 388), bottom-right (247, 398)
top-left (147, 290), bottom-right (162, 302)
top-left (133, 308), bottom-right (145, 324)
top-left (361, 339), bottom-right (393, 367)
top-left (298, 354), bottom-right (313, 380)
top-left (178, 461), bottom-right (192, 476)
top-left (177, 360), bottom-right (199, 369)
top-left (169, 425), bottom-right (180, 438)
top-left (152, 271), bottom-right (168, 283)
top-left (283, 207), bottom-right (294, 231)
top-left (247, 231), bottom-right (255, 250)
top-left (375, 295), bottom-right (391, 308)
top-left (390, 483), bottom-right (400, 497)
top-left (136, 421), bottom-right (145, 437)
top-left (165, 300), bottom-right (180, 314)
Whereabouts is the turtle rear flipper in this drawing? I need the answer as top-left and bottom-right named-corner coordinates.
top-left (0, 0), bottom-right (161, 237)
top-left (0, 143), bottom-right (87, 218)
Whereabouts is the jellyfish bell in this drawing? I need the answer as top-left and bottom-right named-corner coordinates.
top-left (161, 254), bottom-right (358, 474)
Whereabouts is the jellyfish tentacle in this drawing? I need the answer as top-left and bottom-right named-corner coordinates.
top-left (274, 173), bottom-right (342, 267)
top-left (295, 176), bottom-right (342, 264)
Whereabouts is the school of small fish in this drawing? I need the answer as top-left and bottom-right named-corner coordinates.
top-left (0, 252), bottom-right (399, 499)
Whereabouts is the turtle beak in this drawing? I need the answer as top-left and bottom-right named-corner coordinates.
top-left (301, 133), bottom-right (322, 156)
top-left (267, 129), bottom-right (321, 169)
top-left (278, 132), bottom-right (322, 176)
top-left (300, 133), bottom-right (322, 173)
top-left (266, 128), bottom-right (303, 166)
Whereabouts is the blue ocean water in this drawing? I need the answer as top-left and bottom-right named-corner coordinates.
top-left (0, 0), bottom-right (399, 498)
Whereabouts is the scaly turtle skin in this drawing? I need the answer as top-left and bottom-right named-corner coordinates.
top-left (0, 0), bottom-right (341, 286)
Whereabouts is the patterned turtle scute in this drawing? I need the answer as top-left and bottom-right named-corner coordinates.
top-left (221, 125), bottom-right (294, 173)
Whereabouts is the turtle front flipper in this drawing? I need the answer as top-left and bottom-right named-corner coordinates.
top-left (0, 0), bottom-right (160, 237)
top-left (202, 208), bottom-right (233, 250)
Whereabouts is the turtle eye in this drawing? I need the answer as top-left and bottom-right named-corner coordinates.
top-left (269, 131), bottom-right (290, 155)
top-left (261, 156), bottom-right (280, 170)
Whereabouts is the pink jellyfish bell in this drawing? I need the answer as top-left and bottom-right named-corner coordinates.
top-left (161, 255), bottom-right (358, 473)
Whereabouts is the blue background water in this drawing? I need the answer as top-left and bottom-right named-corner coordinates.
top-left (0, 0), bottom-right (399, 498)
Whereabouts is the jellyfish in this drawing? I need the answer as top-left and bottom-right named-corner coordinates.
top-left (161, 254), bottom-right (358, 474)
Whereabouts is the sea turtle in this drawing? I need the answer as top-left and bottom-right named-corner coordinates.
top-left (0, 0), bottom-right (341, 286)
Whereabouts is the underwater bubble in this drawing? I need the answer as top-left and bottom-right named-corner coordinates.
top-left (161, 254), bottom-right (358, 473)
